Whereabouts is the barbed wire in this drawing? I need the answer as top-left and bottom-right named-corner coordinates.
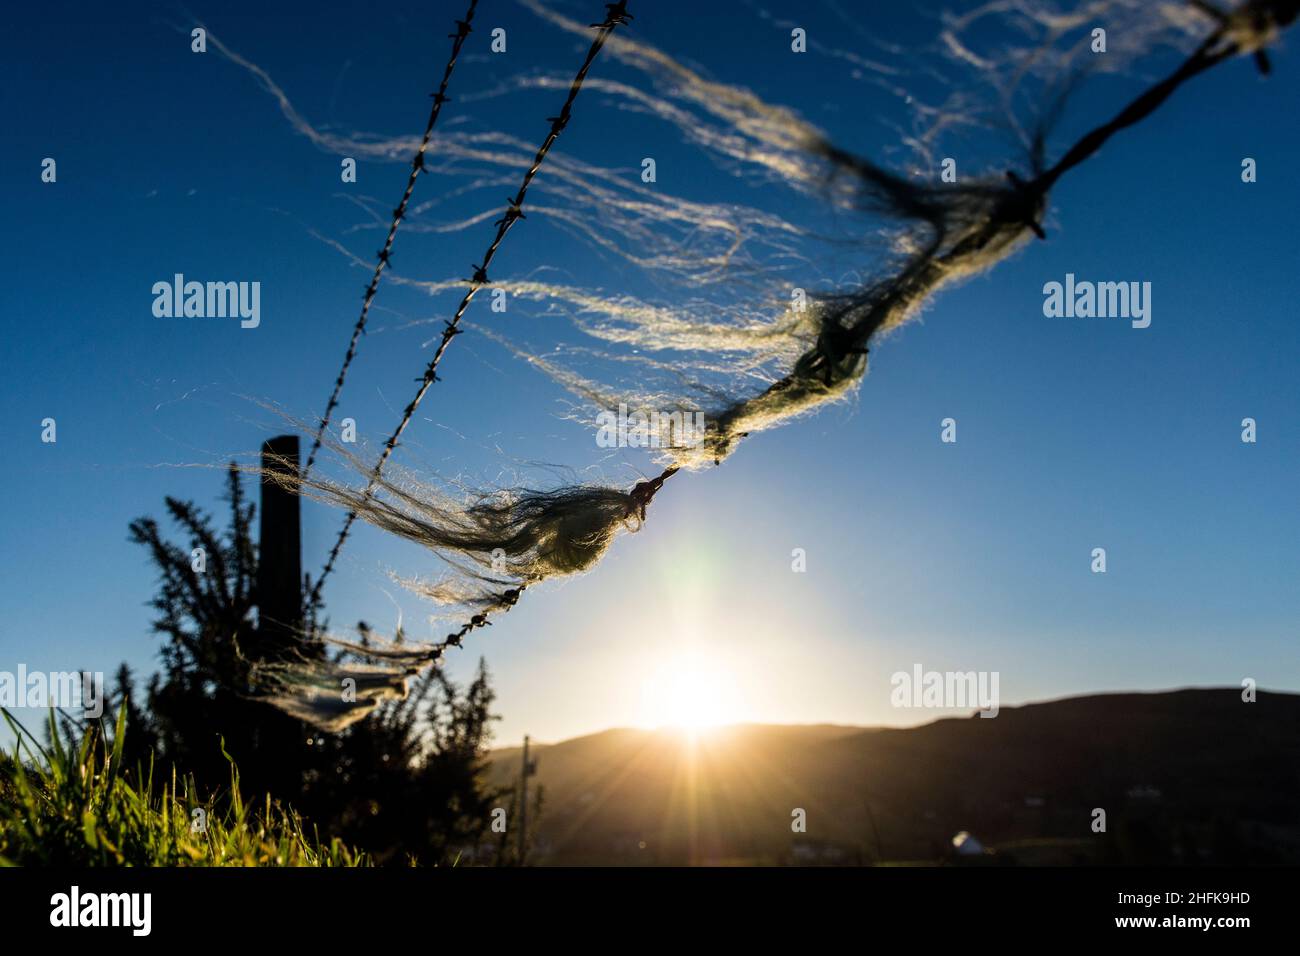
top-left (302, 0), bottom-right (481, 478)
top-left (311, 0), bottom-right (636, 603)
top-left (421, 0), bottom-right (1295, 660)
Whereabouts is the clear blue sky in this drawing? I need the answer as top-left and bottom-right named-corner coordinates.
top-left (2, 0), bottom-right (1297, 748)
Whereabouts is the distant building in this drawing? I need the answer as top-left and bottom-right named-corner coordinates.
top-left (951, 831), bottom-right (986, 856)
top-left (790, 838), bottom-right (856, 865)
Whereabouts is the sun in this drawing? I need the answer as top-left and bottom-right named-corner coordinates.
top-left (640, 651), bottom-right (742, 732)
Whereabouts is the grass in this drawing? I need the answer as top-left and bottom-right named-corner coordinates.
top-left (0, 705), bottom-right (367, 866)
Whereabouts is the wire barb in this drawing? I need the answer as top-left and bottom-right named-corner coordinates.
top-left (594, 1), bottom-right (634, 28)
top-left (627, 466), bottom-right (678, 521)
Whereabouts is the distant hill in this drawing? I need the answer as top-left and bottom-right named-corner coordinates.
top-left (487, 689), bottom-right (1300, 865)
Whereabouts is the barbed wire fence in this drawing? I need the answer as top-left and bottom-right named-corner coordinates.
top-left (280, 0), bottom-right (1296, 707)
top-left (302, 0), bottom-right (481, 479)
top-left (309, 0), bottom-right (635, 606)
top-left (403, 0), bottom-right (1298, 665)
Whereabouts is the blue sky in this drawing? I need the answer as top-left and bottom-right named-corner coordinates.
top-left (2, 0), bottom-right (1297, 748)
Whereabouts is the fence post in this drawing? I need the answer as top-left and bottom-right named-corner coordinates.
top-left (258, 435), bottom-right (303, 655)
top-left (518, 735), bottom-right (534, 864)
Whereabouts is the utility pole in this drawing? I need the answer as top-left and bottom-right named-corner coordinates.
top-left (517, 735), bottom-right (537, 864)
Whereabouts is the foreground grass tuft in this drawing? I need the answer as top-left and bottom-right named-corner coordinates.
top-left (0, 705), bottom-right (367, 866)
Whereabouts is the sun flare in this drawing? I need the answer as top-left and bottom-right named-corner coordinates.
top-left (640, 652), bottom-right (742, 732)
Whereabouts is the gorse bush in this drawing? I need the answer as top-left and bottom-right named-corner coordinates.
top-left (0, 705), bottom-right (367, 867)
top-left (123, 465), bottom-right (519, 865)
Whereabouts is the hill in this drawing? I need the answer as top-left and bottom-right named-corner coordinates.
top-left (487, 689), bottom-right (1300, 865)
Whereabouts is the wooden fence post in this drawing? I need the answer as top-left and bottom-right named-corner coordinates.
top-left (257, 435), bottom-right (303, 654)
